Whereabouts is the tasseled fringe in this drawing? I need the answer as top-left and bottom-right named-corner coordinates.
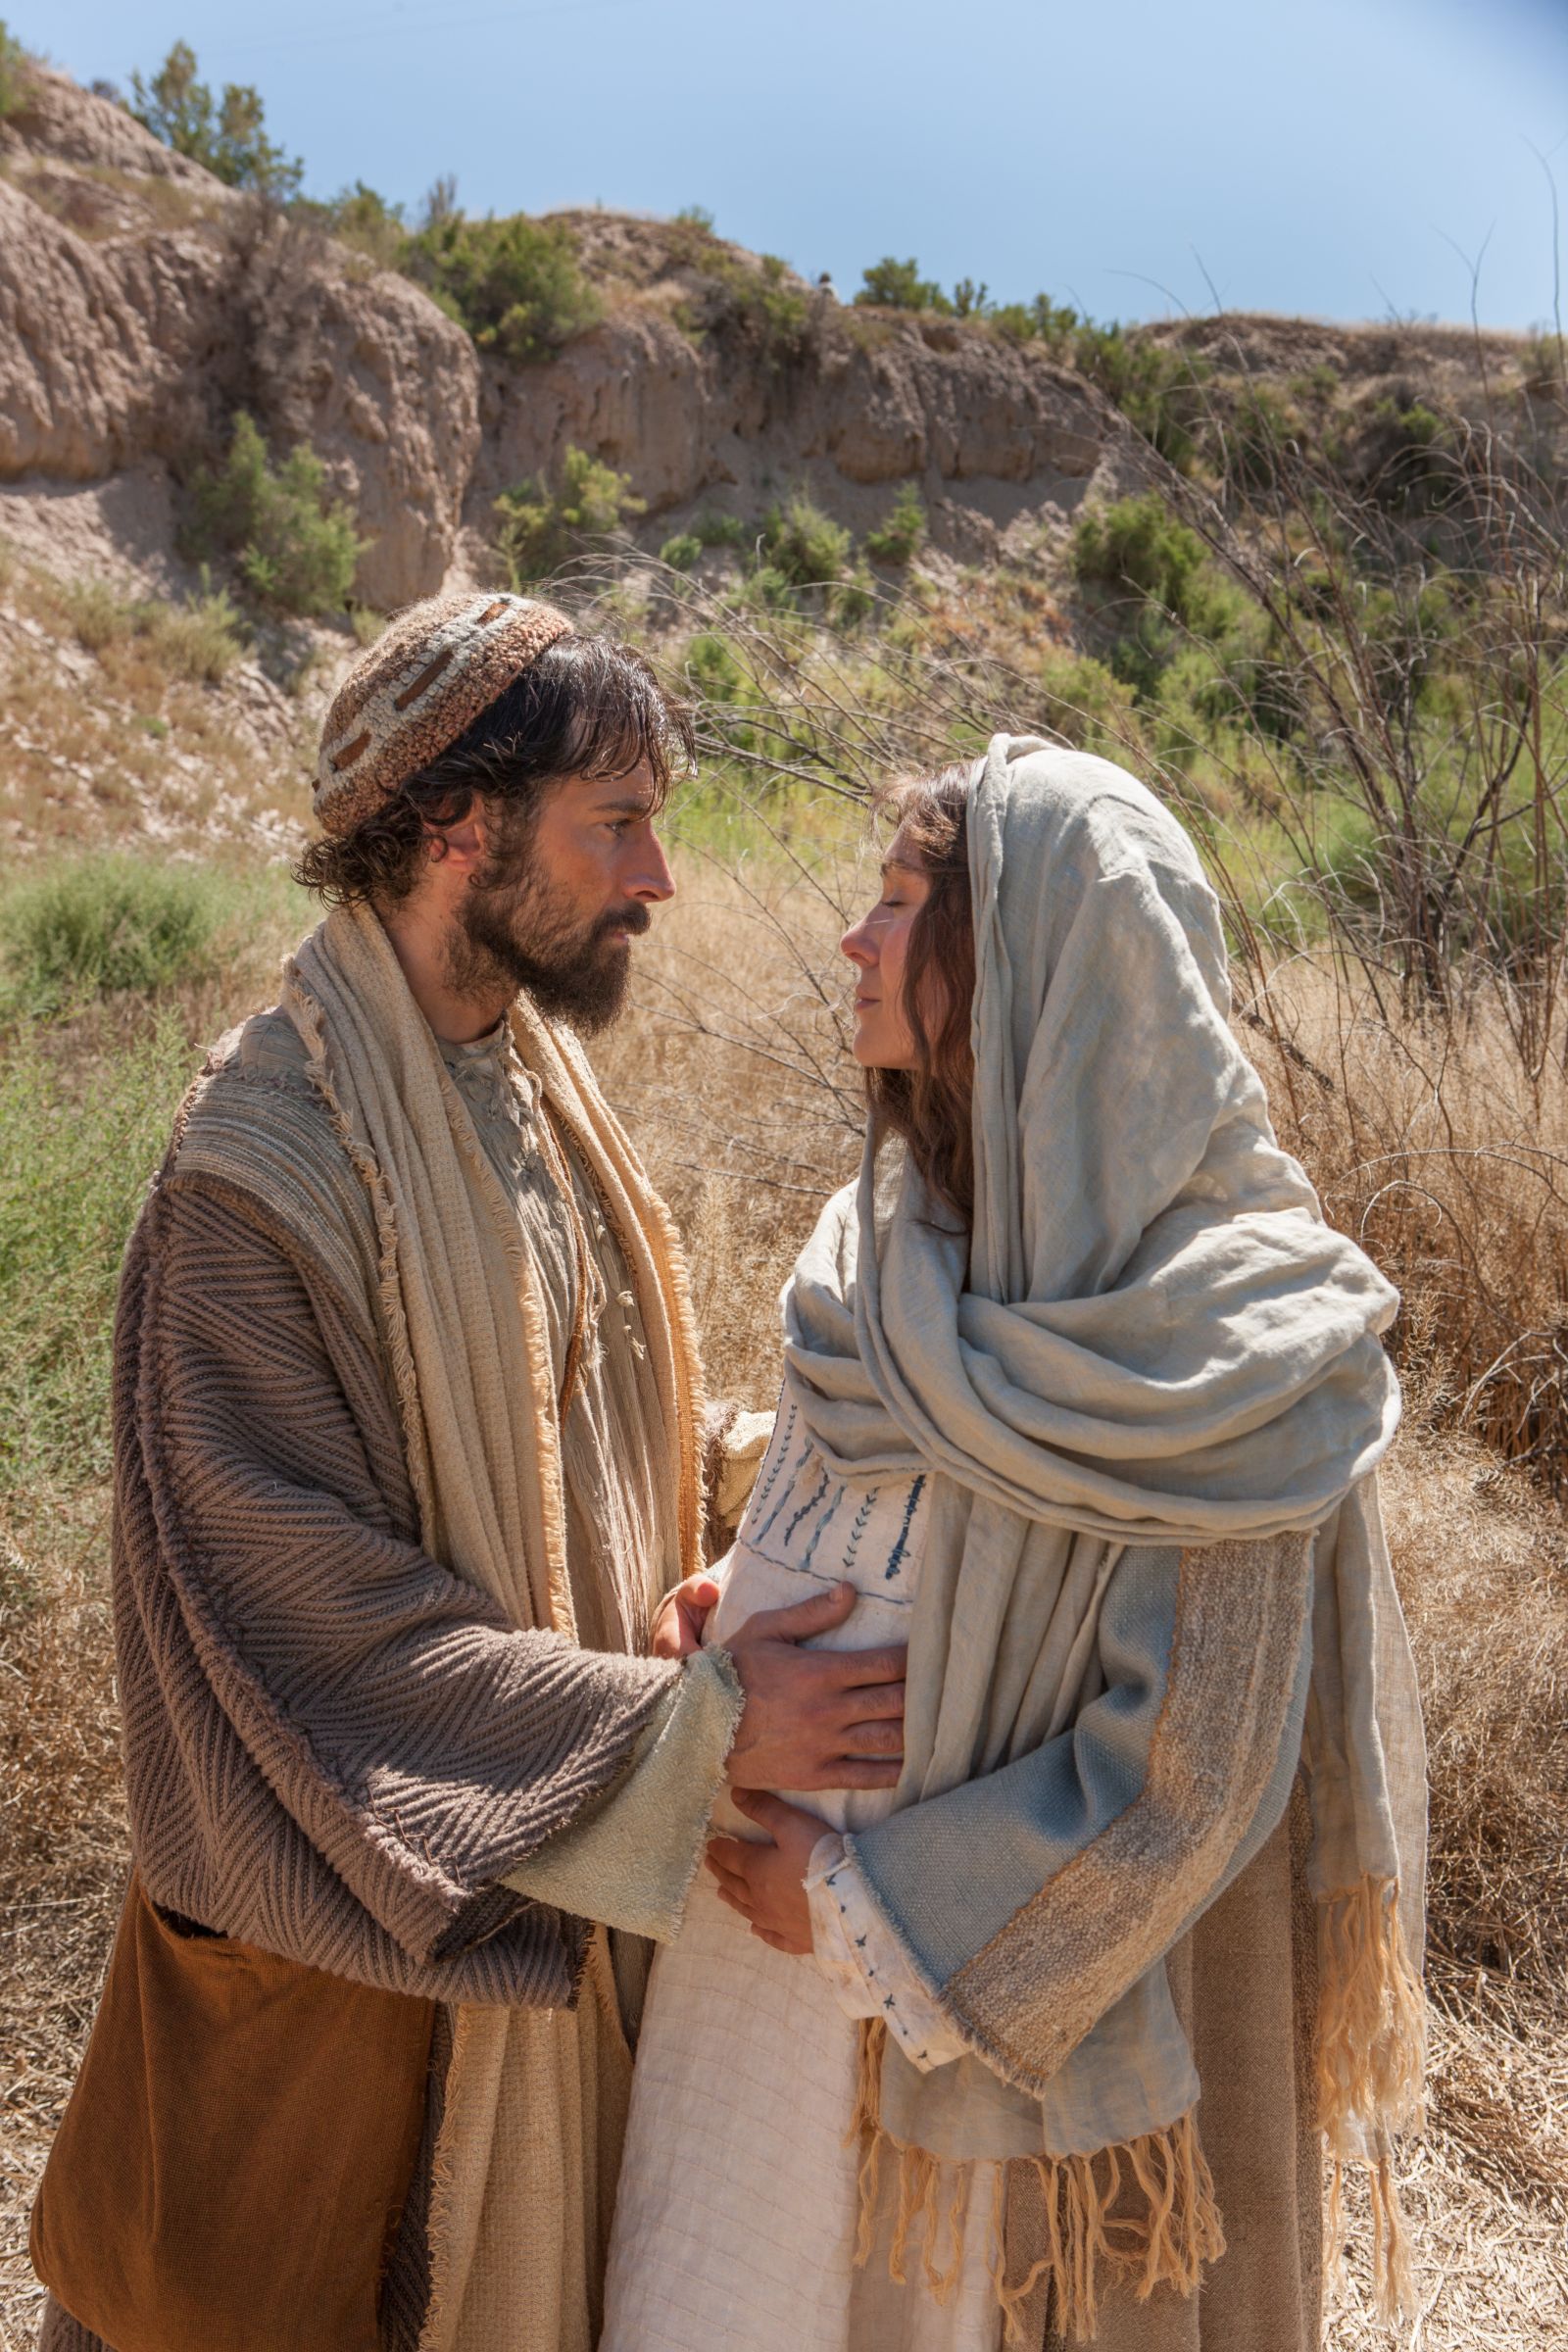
top-left (990, 2114), bottom-right (1227, 2345)
top-left (849, 2021), bottom-right (1226, 2346)
top-left (1316, 1876), bottom-right (1426, 2326)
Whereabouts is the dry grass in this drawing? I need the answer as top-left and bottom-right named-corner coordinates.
top-left (0, 556), bottom-right (319, 861)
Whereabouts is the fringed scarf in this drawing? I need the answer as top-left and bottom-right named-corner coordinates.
top-left (783, 736), bottom-right (1427, 2339)
top-left (280, 903), bottom-right (707, 2349)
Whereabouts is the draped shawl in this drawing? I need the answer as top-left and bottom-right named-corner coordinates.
top-left (783, 736), bottom-right (1427, 2331)
top-left (280, 904), bottom-right (707, 2349)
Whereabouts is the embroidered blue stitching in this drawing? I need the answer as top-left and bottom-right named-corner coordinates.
top-left (802, 1483), bottom-right (846, 1571)
top-left (749, 1399), bottom-right (797, 1518)
top-left (883, 1473), bottom-right (926, 1580)
top-left (756, 1438), bottom-right (813, 1544)
top-left (783, 1467), bottom-right (830, 1547)
top-left (841, 1486), bottom-right (879, 1573)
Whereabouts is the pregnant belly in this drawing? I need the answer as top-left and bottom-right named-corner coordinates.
top-left (702, 1536), bottom-right (910, 1841)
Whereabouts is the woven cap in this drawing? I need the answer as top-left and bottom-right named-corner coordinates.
top-left (315, 591), bottom-right (574, 836)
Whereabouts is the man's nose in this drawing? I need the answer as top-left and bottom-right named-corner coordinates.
top-left (626, 832), bottom-right (676, 904)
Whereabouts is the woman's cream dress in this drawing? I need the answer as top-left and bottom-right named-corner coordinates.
top-left (601, 1398), bottom-right (1004, 2352)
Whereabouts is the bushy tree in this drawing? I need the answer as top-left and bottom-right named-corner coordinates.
top-left (855, 257), bottom-right (952, 314)
top-left (401, 212), bottom-right (600, 362)
top-left (129, 40), bottom-right (303, 198)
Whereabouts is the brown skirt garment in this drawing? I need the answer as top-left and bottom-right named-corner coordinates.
top-left (1011, 1785), bottom-right (1323, 2352)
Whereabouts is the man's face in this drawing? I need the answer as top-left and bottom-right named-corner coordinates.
top-left (446, 760), bottom-right (675, 1033)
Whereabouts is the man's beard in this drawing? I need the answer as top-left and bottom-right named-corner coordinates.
top-left (446, 847), bottom-right (650, 1035)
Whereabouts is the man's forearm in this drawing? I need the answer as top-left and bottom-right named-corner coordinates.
top-left (500, 1647), bottom-right (744, 1940)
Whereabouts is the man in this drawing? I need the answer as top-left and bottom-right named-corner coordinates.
top-left (32, 592), bottom-right (906, 2352)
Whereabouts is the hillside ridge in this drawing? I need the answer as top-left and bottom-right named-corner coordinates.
top-left (2, 62), bottom-right (1545, 626)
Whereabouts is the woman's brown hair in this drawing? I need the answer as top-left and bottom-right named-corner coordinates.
top-left (864, 763), bottom-right (977, 1223)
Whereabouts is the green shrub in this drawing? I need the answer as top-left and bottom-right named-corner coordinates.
top-left (865, 486), bottom-right (926, 566)
top-left (0, 19), bottom-right (34, 119)
top-left (0, 857), bottom-right (255, 1013)
top-left (684, 631), bottom-right (747, 703)
top-left (989, 293), bottom-right (1079, 351)
top-left (400, 212), bottom-right (600, 362)
top-left (145, 585), bottom-right (247, 682)
top-left (855, 258), bottom-right (952, 314)
top-left (1074, 324), bottom-right (1203, 469)
top-left (295, 180), bottom-right (407, 269)
top-left (1223, 385), bottom-right (1299, 495)
top-left (677, 251), bottom-right (808, 368)
top-left (695, 512), bottom-right (748, 548)
top-left (1074, 495), bottom-right (1209, 614)
top-left (831, 566), bottom-right (877, 626)
top-left (494, 445), bottom-right (646, 584)
top-left (760, 495), bottom-right (851, 590)
top-left (1073, 496), bottom-right (1260, 702)
top-left (188, 413), bottom-right (362, 616)
top-left (660, 533), bottom-right (703, 572)
top-left (675, 205), bottom-right (715, 231)
top-left (129, 41), bottom-right (302, 197)
top-left (740, 563), bottom-right (796, 613)
top-left (1034, 649), bottom-right (1143, 758)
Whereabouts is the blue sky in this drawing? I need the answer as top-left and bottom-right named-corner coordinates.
top-left (27, 0), bottom-right (1568, 330)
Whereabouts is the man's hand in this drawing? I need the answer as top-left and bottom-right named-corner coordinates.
top-left (651, 1571), bottom-right (722, 1661)
top-left (707, 1789), bottom-right (823, 1955)
top-left (724, 1581), bottom-right (905, 1791)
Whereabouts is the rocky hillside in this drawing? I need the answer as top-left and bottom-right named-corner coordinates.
top-left (7, 62), bottom-right (1551, 627)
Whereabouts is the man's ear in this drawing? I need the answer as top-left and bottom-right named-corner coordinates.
top-left (425, 803), bottom-right (490, 873)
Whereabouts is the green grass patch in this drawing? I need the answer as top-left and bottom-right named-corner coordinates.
top-left (0, 1015), bottom-right (197, 1505)
top-left (0, 857), bottom-right (296, 1018)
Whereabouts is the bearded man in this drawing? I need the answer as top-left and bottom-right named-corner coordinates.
top-left (31, 594), bottom-right (906, 2352)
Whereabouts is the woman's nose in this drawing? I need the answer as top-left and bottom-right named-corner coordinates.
top-left (841, 917), bottom-right (874, 967)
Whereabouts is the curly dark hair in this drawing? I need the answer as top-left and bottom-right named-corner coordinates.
top-left (863, 763), bottom-right (977, 1223)
top-left (295, 632), bottom-right (696, 906)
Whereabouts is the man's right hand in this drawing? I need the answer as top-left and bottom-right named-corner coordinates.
top-left (724, 1581), bottom-right (905, 1792)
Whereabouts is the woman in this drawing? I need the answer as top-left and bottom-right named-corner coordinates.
top-left (603, 734), bottom-right (1426, 2350)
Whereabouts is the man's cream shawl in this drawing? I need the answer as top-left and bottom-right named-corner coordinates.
top-left (784, 737), bottom-right (1427, 2333)
top-left (280, 904), bottom-right (707, 2351)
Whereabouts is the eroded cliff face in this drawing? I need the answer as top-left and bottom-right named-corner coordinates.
top-left (0, 71), bottom-right (479, 607)
top-left (0, 70), bottom-right (1149, 607)
top-left (469, 294), bottom-right (1138, 561)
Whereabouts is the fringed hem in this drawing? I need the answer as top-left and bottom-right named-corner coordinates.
top-left (1316, 1874), bottom-right (1426, 2324)
top-left (849, 2021), bottom-right (1226, 2346)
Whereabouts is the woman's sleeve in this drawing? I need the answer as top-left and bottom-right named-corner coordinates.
top-left (840, 1533), bottom-right (1314, 2093)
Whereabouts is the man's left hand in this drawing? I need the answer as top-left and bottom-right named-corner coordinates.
top-left (705, 1789), bottom-right (824, 1955)
top-left (651, 1571), bottom-right (722, 1660)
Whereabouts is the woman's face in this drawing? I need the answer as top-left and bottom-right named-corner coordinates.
top-left (840, 825), bottom-right (931, 1069)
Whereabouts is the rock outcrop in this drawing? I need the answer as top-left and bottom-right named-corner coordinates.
top-left (0, 71), bottom-right (479, 606)
top-left (0, 69), bottom-right (1146, 604)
